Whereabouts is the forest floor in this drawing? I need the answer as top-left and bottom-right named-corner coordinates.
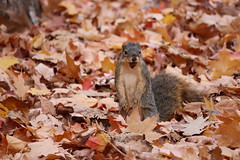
top-left (0, 0), bottom-right (240, 159)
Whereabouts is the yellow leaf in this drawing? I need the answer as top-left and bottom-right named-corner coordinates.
top-left (0, 56), bottom-right (19, 71)
top-left (101, 57), bottom-right (116, 73)
top-left (39, 48), bottom-right (52, 56)
top-left (209, 44), bottom-right (240, 78)
top-left (94, 131), bottom-right (110, 152)
top-left (142, 47), bottom-right (155, 62)
top-left (30, 33), bottom-right (45, 49)
top-left (59, 1), bottom-right (78, 15)
top-left (156, 26), bottom-right (174, 43)
top-left (28, 88), bottom-right (51, 95)
top-left (162, 14), bottom-right (176, 24)
top-left (0, 103), bottom-right (9, 117)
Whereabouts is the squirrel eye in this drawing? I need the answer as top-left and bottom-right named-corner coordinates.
top-left (124, 51), bottom-right (128, 55)
top-left (139, 51), bottom-right (141, 54)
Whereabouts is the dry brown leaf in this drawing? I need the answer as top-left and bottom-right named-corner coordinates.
top-left (66, 94), bottom-right (98, 107)
top-left (101, 57), bottom-right (116, 73)
top-left (13, 73), bottom-right (30, 100)
top-left (209, 45), bottom-right (240, 78)
top-left (35, 63), bottom-right (54, 81)
top-left (28, 88), bottom-right (51, 96)
top-left (113, 133), bottom-right (152, 154)
top-left (26, 138), bottom-right (60, 159)
top-left (124, 107), bottom-right (162, 142)
top-left (180, 115), bottom-right (211, 136)
top-left (40, 98), bottom-right (56, 115)
top-left (59, 52), bottom-right (82, 83)
top-left (6, 135), bottom-right (28, 151)
top-left (212, 111), bottom-right (240, 148)
top-left (59, 1), bottom-right (79, 16)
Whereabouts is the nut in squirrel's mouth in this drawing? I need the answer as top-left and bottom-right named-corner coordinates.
top-left (129, 62), bottom-right (137, 68)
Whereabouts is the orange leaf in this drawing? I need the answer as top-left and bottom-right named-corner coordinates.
top-left (60, 53), bottom-right (82, 83)
top-left (101, 57), bottom-right (116, 73)
top-left (209, 44), bottom-right (240, 78)
top-left (212, 111), bottom-right (240, 148)
top-left (86, 131), bottom-right (110, 152)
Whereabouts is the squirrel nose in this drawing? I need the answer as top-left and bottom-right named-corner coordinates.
top-left (132, 57), bottom-right (137, 62)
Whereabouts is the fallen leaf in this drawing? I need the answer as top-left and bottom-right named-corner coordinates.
top-left (124, 107), bottom-right (162, 142)
top-left (66, 94), bottom-right (98, 107)
top-left (59, 52), bottom-right (82, 83)
top-left (209, 44), bottom-right (240, 78)
top-left (162, 14), bottom-right (176, 24)
top-left (26, 138), bottom-right (60, 159)
top-left (0, 103), bottom-right (10, 117)
top-left (6, 134), bottom-right (28, 151)
top-left (212, 111), bottom-right (240, 148)
top-left (30, 33), bottom-right (45, 49)
top-left (28, 88), bottom-right (51, 96)
top-left (12, 73), bottom-right (30, 100)
top-left (101, 57), bottom-right (116, 73)
top-left (180, 115), bottom-right (210, 136)
top-left (108, 115), bottom-right (127, 133)
top-left (0, 56), bottom-right (19, 71)
top-left (59, 1), bottom-right (78, 16)
top-left (35, 63), bottom-right (54, 81)
top-left (40, 98), bottom-right (56, 115)
top-left (85, 131), bottom-right (110, 152)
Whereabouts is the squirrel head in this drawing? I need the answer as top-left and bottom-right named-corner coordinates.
top-left (121, 42), bottom-right (142, 69)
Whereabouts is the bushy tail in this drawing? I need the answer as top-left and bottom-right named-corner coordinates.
top-left (182, 87), bottom-right (205, 103)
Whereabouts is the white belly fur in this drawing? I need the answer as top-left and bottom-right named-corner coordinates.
top-left (121, 62), bottom-right (141, 101)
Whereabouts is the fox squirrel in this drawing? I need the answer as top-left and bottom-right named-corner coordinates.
top-left (115, 42), bottom-right (204, 121)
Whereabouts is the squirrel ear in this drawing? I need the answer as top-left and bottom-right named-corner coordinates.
top-left (122, 42), bottom-right (127, 49)
top-left (136, 42), bottom-right (141, 47)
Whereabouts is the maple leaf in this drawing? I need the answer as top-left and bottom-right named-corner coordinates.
top-left (209, 45), bottom-right (240, 78)
top-left (212, 111), bottom-right (240, 148)
top-left (59, 52), bottom-right (82, 83)
top-left (124, 107), bottom-right (162, 142)
top-left (180, 115), bottom-right (211, 136)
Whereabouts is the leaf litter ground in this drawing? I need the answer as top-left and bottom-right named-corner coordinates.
top-left (0, 0), bottom-right (240, 159)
